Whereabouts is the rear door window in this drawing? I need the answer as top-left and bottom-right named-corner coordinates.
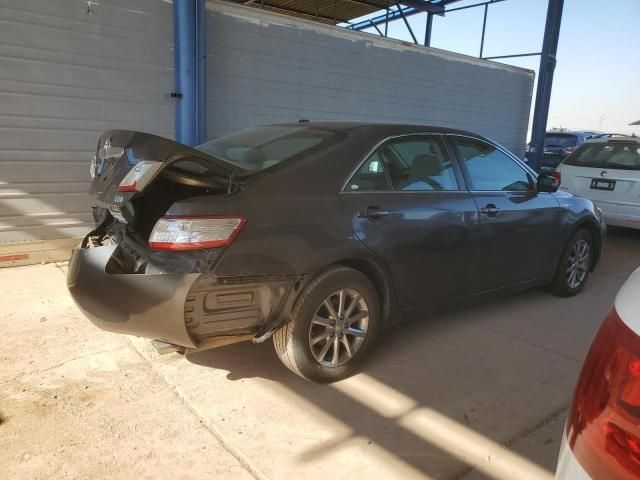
top-left (382, 136), bottom-right (460, 191)
top-left (564, 143), bottom-right (640, 170)
top-left (346, 151), bottom-right (392, 192)
top-left (346, 135), bottom-right (460, 192)
top-left (544, 134), bottom-right (578, 149)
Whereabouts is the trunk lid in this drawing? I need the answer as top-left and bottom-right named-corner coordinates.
top-left (86, 131), bottom-right (247, 274)
top-left (559, 140), bottom-right (640, 209)
top-left (560, 163), bottom-right (640, 207)
top-left (90, 130), bottom-right (246, 205)
top-left (90, 130), bottom-right (248, 226)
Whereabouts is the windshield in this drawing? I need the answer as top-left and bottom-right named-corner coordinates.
top-left (544, 134), bottom-right (578, 149)
top-left (196, 125), bottom-right (339, 172)
top-left (564, 142), bottom-right (640, 170)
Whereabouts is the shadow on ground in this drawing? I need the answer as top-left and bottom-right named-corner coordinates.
top-left (183, 227), bottom-right (640, 479)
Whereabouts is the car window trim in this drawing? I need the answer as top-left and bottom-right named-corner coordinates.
top-left (446, 133), bottom-right (538, 193)
top-left (341, 132), bottom-right (467, 194)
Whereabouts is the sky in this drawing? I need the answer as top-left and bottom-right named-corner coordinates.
top-left (354, 0), bottom-right (640, 139)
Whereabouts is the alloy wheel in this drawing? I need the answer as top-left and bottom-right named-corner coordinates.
top-left (566, 238), bottom-right (590, 289)
top-left (308, 288), bottom-right (369, 367)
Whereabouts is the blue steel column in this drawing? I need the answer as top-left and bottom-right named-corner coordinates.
top-left (529, 0), bottom-right (564, 172)
top-left (424, 12), bottom-right (433, 46)
top-left (173, 0), bottom-right (206, 146)
top-left (196, 0), bottom-right (206, 144)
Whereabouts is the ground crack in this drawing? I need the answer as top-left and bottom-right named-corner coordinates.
top-left (126, 338), bottom-right (267, 480)
top-left (0, 346), bottom-right (128, 386)
top-left (447, 404), bottom-right (569, 480)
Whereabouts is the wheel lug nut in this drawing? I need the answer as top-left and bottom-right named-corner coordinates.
top-left (330, 320), bottom-right (335, 325)
top-left (330, 332), bottom-right (335, 337)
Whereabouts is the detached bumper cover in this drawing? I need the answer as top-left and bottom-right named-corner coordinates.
top-left (67, 245), bottom-right (200, 347)
top-left (67, 245), bottom-right (299, 348)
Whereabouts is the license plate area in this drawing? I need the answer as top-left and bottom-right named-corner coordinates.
top-left (109, 204), bottom-right (128, 223)
top-left (108, 192), bottom-right (129, 223)
top-left (590, 178), bottom-right (616, 191)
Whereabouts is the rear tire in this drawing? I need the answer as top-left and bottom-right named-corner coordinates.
top-left (547, 228), bottom-right (593, 297)
top-left (273, 266), bottom-right (380, 382)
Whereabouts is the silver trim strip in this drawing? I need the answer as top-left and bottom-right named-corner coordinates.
top-left (341, 190), bottom-right (471, 195)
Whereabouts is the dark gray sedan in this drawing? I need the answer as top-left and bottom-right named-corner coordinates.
top-left (68, 122), bottom-right (605, 382)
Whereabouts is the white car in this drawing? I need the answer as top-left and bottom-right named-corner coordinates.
top-left (556, 266), bottom-right (640, 479)
top-left (555, 136), bottom-right (640, 229)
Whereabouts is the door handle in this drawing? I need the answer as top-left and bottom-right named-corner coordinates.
top-left (480, 204), bottom-right (500, 217)
top-left (358, 205), bottom-right (390, 219)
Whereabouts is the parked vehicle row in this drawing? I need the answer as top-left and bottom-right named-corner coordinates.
top-left (556, 136), bottom-right (640, 230)
top-left (553, 135), bottom-right (640, 479)
top-left (526, 130), bottom-right (603, 174)
top-left (67, 122), bottom-right (604, 382)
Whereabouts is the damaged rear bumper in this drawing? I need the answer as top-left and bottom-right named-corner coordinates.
top-left (67, 244), bottom-right (298, 348)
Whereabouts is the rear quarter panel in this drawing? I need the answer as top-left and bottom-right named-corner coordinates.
top-left (164, 128), bottom-right (380, 278)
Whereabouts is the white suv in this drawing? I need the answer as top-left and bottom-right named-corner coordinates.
top-left (555, 136), bottom-right (640, 229)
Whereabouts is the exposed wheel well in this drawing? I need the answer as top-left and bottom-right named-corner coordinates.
top-left (334, 258), bottom-right (394, 326)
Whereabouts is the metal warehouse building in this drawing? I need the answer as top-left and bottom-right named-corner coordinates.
top-left (0, 0), bottom-right (537, 266)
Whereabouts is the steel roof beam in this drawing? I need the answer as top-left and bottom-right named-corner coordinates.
top-left (400, 1), bottom-right (444, 14)
top-left (348, 0), bottom-right (504, 31)
top-left (347, 6), bottom-right (419, 29)
top-left (257, 1), bottom-right (353, 23)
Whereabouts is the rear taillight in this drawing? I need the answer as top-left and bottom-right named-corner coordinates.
top-left (553, 171), bottom-right (561, 184)
top-left (567, 308), bottom-right (640, 480)
top-left (148, 216), bottom-right (246, 251)
top-left (118, 161), bottom-right (162, 192)
top-left (563, 146), bottom-right (575, 154)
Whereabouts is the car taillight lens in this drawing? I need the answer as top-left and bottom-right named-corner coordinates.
top-left (553, 171), bottom-right (561, 184)
top-left (118, 161), bottom-right (162, 192)
top-left (563, 146), bottom-right (575, 154)
top-left (567, 308), bottom-right (640, 480)
top-left (148, 216), bottom-right (246, 250)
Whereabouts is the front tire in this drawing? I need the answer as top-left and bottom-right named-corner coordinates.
top-left (547, 228), bottom-right (593, 297)
top-left (273, 266), bottom-right (380, 382)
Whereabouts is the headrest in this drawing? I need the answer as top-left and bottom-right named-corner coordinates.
top-left (411, 154), bottom-right (442, 178)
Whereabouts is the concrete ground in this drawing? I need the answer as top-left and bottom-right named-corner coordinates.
top-left (2, 227), bottom-right (639, 480)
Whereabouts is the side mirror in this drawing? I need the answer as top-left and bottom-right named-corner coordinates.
top-left (537, 174), bottom-right (559, 193)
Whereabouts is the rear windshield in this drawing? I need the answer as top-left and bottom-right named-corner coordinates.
top-left (544, 134), bottom-right (578, 148)
top-left (197, 125), bottom-right (339, 172)
top-left (564, 142), bottom-right (640, 170)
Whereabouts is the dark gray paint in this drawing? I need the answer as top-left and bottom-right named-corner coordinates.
top-left (67, 123), bottom-right (605, 348)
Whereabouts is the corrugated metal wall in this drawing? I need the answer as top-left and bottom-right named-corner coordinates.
top-left (205, 1), bottom-right (534, 158)
top-left (0, 0), bottom-right (173, 264)
top-left (0, 0), bottom-right (535, 266)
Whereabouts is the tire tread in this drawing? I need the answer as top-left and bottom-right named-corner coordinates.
top-left (273, 266), bottom-right (377, 382)
top-left (547, 228), bottom-right (593, 297)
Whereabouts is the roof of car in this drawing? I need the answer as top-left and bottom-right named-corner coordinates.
top-left (585, 135), bottom-right (640, 144)
top-left (275, 120), bottom-right (483, 138)
top-left (545, 130), bottom-right (601, 137)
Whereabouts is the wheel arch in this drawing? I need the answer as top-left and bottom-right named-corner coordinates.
top-left (332, 257), bottom-right (396, 327)
top-left (575, 219), bottom-right (603, 271)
